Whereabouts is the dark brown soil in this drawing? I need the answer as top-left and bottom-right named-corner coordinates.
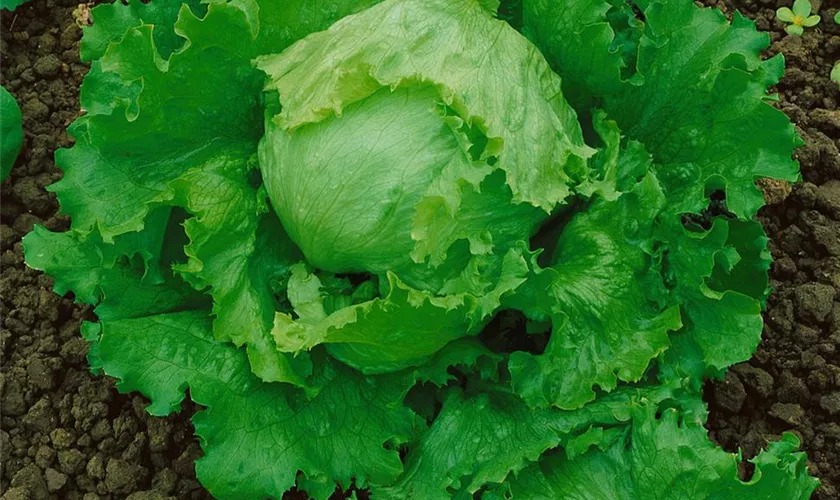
top-left (0, 1), bottom-right (837, 499)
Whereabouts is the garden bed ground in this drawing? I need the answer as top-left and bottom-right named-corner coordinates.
top-left (1, 0), bottom-right (838, 499)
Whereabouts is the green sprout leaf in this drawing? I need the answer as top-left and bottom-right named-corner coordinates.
top-left (777, 0), bottom-right (820, 36)
top-left (792, 0), bottom-right (812, 17)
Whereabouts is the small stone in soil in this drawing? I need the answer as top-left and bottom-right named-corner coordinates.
top-left (819, 392), bottom-right (840, 415)
top-left (1, 379), bottom-right (27, 416)
top-left (10, 463), bottom-right (49, 500)
top-left (22, 398), bottom-right (56, 433)
top-left (33, 54), bottom-right (62, 77)
top-left (733, 364), bottom-right (775, 398)
top-left (769, 402), bottom-right (805, 425)
top-left (44, 467), bottom-right (68, 492)
top-left (57, 448), bottom-right (86, 475)
top-left (714, 370), bottom-right (747, 412)
top-left (2, 488), bottom-right (30, 500)
top-left (794, 282), bottom-right (836, 323)
top-left (816, 180), bottom-right (840, 218)
top-left (105, 458), bottom-right (148, 494)
top-left (126, 491), bottom-right (175, 500)
top-left (776, 371), bottom-right (811, 404)
top-left (49, 427), bottom-right (74, 449)
top-left (86, 453), bottom-right (106, 480)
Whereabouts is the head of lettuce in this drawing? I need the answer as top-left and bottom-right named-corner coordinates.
top-left (256, 0), bottom-right (593, 373)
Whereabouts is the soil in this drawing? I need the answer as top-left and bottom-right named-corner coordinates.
top-left (0, 1), bottom-right (837, 500)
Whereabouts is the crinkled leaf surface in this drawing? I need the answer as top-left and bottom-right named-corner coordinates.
top-left (49, 0), bottom-right (381, 385)
top-left (655, 216), bottom-right (767, 385)
top-left (272, 248), bottom-right (529, 374)
top-left (377, 388), bottom-right (570, 499)
top-left (81, 0), bottom-right (205, 61)
top-left (378, 383), bottom-right (705, 499)
top-left (165, 151), bottom-right (309, 384)
top-left (507, 175), bottom-right (681, 409)
top-left (381, 386), bottom-right (631, 499)
top-left (503, 404), bottom-right (818, 499)
top-left (522, 0), bottom-right (800, 218)
top-left (54, 4), bottom-right (262, 241)
top-left (24, 223), bottom-right (417, 499)
top-left (97, 311), bottom-right (416, 499)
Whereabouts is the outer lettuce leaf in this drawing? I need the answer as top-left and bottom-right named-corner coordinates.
top-left (164, 151), bottom-right (310, 385)
top-left (257, 0), bottom-right (592, 276)
top-left (53, 4), bottom-right (263, 241)
top-left (228, 0), bottom-right (384, 54)
top-left (518, 0), bottom-right (789, 395)
top-left (377, 388), bottom-right (571, 500)
top-left (408, 337), bottom-right (503, 388)
top-left (23, 220), bottom-right (210, 376)
top-left (655, 217), bottom-right (768, 385)
top-left (501, 404), bottom-right (818, 499)
top-left (379, 382), bottom-right (705, 500)
top-left (522, 0), bottom-right (800, 218)
top-left (706, 219), bottom-right (772, 303)
top-left (23, 223), bottom-right (208, 321)
top-left (709, 433), bottom-right (820, 499)
top-left (25, 225), bottom-right (419, 499)
top-left (1, 86), bottom-right (23, 181)
top-left (81, 0), bottom-right (205, 61)
top-left (506, 174), bottom-right (681, 410)
top-left (43, 0), bottom-right (381, 384)
top-left (0, 0), bottom-right (27, 11)
top-left (575, 110), bottom-right (653, 201)
top-left (97, 312), bottom-right (417, 499)
top-left (411, 170), bottom-right (547, 270)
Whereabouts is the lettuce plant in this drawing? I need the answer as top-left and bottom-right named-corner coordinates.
top-left (24, 0), bottom-right (820, 498)
top-left (1, 86), bottom-right (23, 181)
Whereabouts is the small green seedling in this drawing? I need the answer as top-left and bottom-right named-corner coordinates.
top-left (776, 0), bottom-right (821, 35)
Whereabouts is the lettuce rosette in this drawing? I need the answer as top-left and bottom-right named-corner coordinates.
top-left (23, 0), bottom-right (818, 498)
